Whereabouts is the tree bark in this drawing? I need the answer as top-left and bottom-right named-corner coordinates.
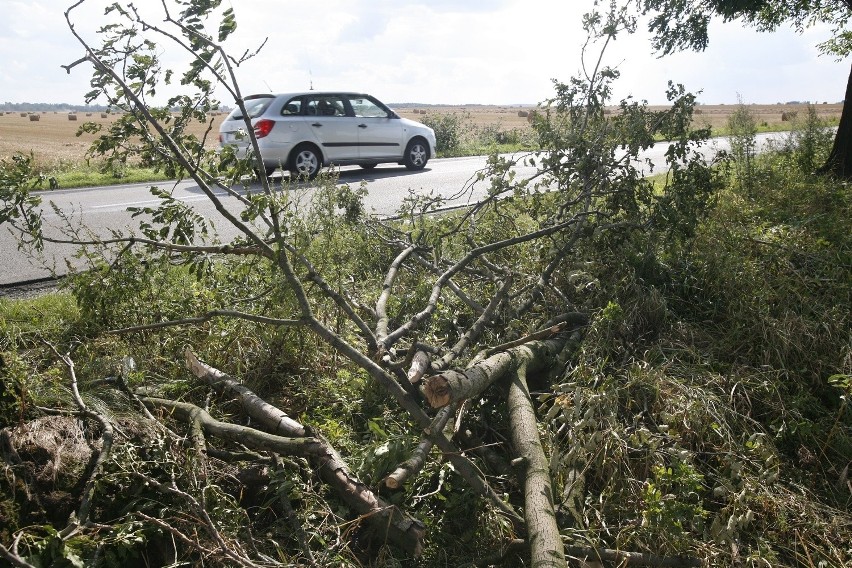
top-left (820, 62), bottom-right (852, 178)
top-left (383, 405), bottom-right (454, 490)
top-left (564, 546), bottom-right (703, 567)
top-left (185, 348), bottom-right (306, 437)
top-left (421, 338), bottom-right (565, 408)
top-left (407, 350), bottom-right (430, 384)
top-left (422, 352), bottom-right (515, 408)
top-left (507, 363), bottom-right (566, 567)
top-left (142, 397), bottom-right (328, 457)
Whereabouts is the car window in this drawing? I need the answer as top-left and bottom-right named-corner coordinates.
top-left (349, 96), bottom-right (388, 118)
top-left (227, 96), bottom-right (273, 120)
top-left (305, 95), bottom-right (347, 117)
top-left (281, 98), bottom-right (302, 116)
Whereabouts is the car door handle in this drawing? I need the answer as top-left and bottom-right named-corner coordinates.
top-left (358, 124), bottom-right (368, 128)
top-left (311, 122), bottom-right (322, 127)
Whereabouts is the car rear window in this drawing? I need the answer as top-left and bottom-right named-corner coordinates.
top-left (281, 98), bottom-right (303, 116)
top-left (226, 96), bottom-right (274, 120)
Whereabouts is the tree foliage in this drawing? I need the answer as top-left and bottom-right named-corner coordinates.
top-left (641, 0), bottom-right (852, 57)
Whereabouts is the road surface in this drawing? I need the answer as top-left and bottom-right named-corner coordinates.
top-left (0, 133), bottom-right (782, 286)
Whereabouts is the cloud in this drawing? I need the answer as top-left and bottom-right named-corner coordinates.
top-left (0, 0), bottom-right (846, 106)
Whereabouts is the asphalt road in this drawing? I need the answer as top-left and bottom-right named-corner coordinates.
top-left (0, 134), bottom-right (782, 286)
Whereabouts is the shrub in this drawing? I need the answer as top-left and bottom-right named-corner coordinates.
top-left (727, 98), bottom-right (758, 193)
top-left (421, 112), bottom-right (467, 155)
top-left (781, 104), bottom-right (833, 173)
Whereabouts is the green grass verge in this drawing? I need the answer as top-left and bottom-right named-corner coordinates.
top-left (48, 165), bottom-right (172, 189)
top-left (0, 292), bottom-right (79, 338)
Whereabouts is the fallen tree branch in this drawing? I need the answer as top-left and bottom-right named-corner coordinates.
top-left (375, 244), bottom-right (418, 344)
top-left (383, 404), bottom-right (455, 490)
top-left (564, 545), bottom-right (704, 567)
top-left (474, 312), bottom-right (588, 362)
top-left (0, 542), bottom-right (36, 568)
top-left (421, 338), bottom-right (566, 409)
top-left (182, 351), bottom-right (426, 555)
top-left (141, 397), bottom-right (327, 457)
top-left (407, 350), bottom-right (431, 384)
top-left (185, 347), bottom-right (306, 437)
top-left (508, 362), bottom-right (565, 566)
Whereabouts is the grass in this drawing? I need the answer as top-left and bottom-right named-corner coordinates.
top-left (0, 292), bottom-right (78, 338)
top-left (49, 164), bottom-right (173, 189)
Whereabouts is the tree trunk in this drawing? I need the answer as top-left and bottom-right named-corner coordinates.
top-left (508, 363), bottom-right (566, 567)
top-left (421, 338), bottom-right (566, 408)
top-left (820, 62), bottom-right (852, 178)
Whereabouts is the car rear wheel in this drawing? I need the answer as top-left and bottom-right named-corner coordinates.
top-left (290, 144), bottom-right (321, 179)
top-left (403, 138), bottom-right (429, 170)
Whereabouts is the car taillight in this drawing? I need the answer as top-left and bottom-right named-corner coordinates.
top-left (254, 119), bottom-right (275, 138)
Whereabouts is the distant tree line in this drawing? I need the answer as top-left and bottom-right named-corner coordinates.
top-left (1, 102), bottom-right (236, 114)
top-left (1, 102), bottom-right (110, 113)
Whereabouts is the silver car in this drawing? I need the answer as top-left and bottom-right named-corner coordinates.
top-left (219, 91), bottom-right (437, 178)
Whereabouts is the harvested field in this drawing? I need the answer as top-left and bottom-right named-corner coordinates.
top-left (0, 112), bottom-right (223, 170)
top-left (684, 102), bottom-right (842, 130)
top-left (395, 105), bottom-right (539, 128)
top-left (396, 102), bottom-right (843, 131)
top-left (0, 103), bottom-right (842, 170)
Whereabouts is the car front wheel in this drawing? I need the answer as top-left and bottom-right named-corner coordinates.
top-left (290, 144), bottom-right (321, 179)
top-left (403, 139), bottom-right (429, 170)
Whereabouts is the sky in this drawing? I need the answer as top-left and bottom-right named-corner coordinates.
top-left (0, 0), bottom-right (847, 108)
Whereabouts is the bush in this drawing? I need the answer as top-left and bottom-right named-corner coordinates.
top-left (782, 104), bottom-right (834, 173)
top-left (727, 98), bottom-right (758, 193)
top-left (421, 112), bottom-right (467, 155)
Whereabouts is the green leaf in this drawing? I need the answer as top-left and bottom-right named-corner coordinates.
top-left (218, 8), bottom-right (237, 41)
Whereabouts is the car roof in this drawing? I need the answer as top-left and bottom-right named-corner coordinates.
top-left (247, 91), bottom-right (372, 99)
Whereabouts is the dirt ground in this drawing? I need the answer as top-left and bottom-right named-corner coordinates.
top-left (0, 103), bottom-right (842, 170)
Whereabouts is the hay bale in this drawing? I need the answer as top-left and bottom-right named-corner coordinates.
top-left (85, 112), bottom-right (92, 116)
top-left (517, 110), bottom-right (529, 118)
top-left (68, 113), bottom-right (78, 121)
top-left (20, 112), bottom-right (27, 117)
top-left (781, 111), bottom-right (798, 122)
top-left (29, 114), bottom-right (40, 121)
top-left (101, 113), bottom-right (108, 118)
